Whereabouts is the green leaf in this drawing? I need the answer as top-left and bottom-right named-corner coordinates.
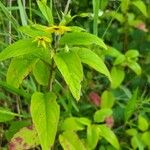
top-left (60, 32), bottom-right (107, 49)
top-left (0, 107), bottom-right (22, 122)
top-left (94, 108), bottom-right (113, 123)
top-left (126, 128), bottom-right (138, 136)
top-left (33, 60), bottom-right (50, 86)
top-left (132, 1), bottom-right (148, 17)
top-left (61, 117), bottom-right (85, 131)
top-left (141, 131), bottom-right (150, 146)
top-left (7, 56), bottom-right (38, 88)
top-left (0, 39), bottom-right (43, 61)
top-left (87, 124), bottom-right (100, 149)
top-left (127, 61), bottom-right (142, 75)
top-left (131, 135), bottom-right (144, 149)
top-left (111, 67), bottom-right (125, 89)
top-left (138, 115), bottom-right (149, 131)
top-left (59, 131), bottom-right (86, 150)
top-left (113, 54), bottom-right (126, 65)
top-left (101, 90), bottom-right (115, 108)
top-left (54, 51), bottom-right (83, 100)
top-left (124, 89), bottom-right (138, 122)
top-left (98, 125), bottom-right (120, 150)
top-left (125, 50), bottom-right (139, 58)
top-left (72, 47), bottom-right (111, 81)
top-left (31, 92), bottom-right (60, 150)
top-left (121, 0), bottom-right (130, 13)
top-left (37, 0), bottom-right (53, 25)
top-left (9, 125), bottom-right (39, 149)
top-left (5, 120), bottom-right (31, 141)
top-left (19, 25), bottom-right (50, 38)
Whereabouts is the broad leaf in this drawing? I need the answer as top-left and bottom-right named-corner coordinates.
top-left (94, 108), bottom-right (113, 123)
top-left (141, 131), bottom-right (150, 146)
top-left (0, 39), bottom-right (43, 61)
top-left (31, 92), bottom-right (60, 150)
top-left (87, 124), bottom-right (100, 149)
top-left (59, 131), bottom-right (86, 150)
top-left (98, 125), bottom-right (120, 150)
top-left (60, 32), bottom-right (107, 49)
top-left (54, 51), bottom-right (83, 100)
top-left (111, 67), bottom-right (125, 89)
top-left (0, 107), bottom-right (22, 122)
top-left (33, 60), bottom-right (50, 86)
top-left (72, 47), bottom-right (111, 81)
top-left (8, 125), bottom-right (39, 150)
top-left (7, 56), bottom-right (38, 88)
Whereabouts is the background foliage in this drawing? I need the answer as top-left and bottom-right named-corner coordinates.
top-left (0, 0), bottom-right (150, 149)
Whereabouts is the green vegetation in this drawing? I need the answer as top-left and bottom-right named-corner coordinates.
top-left (0, 0), bottom-right (150, 149)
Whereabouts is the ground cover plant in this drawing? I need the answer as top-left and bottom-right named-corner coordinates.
top-left (0, 0), bottom-right (150, 149)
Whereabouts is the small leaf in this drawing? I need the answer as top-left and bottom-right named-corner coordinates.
top-left (8, 125), bottom-right (39, 150)
top-left (132, 1), bottom-right (148, 17)
top-left (59, 131), bottom-right (86, 150)
top-left (125, 50), bottom-right (139, 58)
top-left (98, 125), bottom-right (120, 150)
top-left (7, 56), bottom-right (38, 88)
top-left (0, 107), bottom-right (22, 123)
top-left (94, 108), bottom-right (113, 123)
top-left (33, 60), bottom-right (50, 86)
top-left (111, 67), bottom-right (125, 89)
top-left (37, 0), bottom-right (53, 25)
top-left (72, 47), bottom-right (111, 81)
top-left (141, 131), bottom-right (150, 146)
top-left (54, 51), bottom-right (83, 100)
top-left (124, 89), bottom-right (138, 122)
top-left (113, 54), bottom-right (126, 65)
top-left (87, 124), bottom-right (100, 149)
top-left (31, 92), bottom-right (60, 150)
top-left (101, 90), bottom-right (115, 108)
top-left (138, 115), bottom-right (149, 131)
top-left (126, 128), bottom-right (138, 136)
top-left (60, 32), bottom-right (107, 49)
top-left (61, 117), bottom-right (85, 131)
top-left (127, 61), bottom-right (142, 75)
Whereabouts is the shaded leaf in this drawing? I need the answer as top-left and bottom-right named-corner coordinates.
top-left (7, 56), bottom-right (38, 88)
top-left (33, 60), bottom-right (50, 86)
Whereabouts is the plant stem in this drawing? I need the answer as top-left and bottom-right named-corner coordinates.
top-left (64, 0), bottom-right (71, 15)
top-left (123, 12), bottom-right (128, 51)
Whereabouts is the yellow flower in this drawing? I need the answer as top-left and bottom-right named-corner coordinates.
top-left (33, 36), bottom-right (51, 48)
top-left (45, 25), bottom-right (71, 35)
